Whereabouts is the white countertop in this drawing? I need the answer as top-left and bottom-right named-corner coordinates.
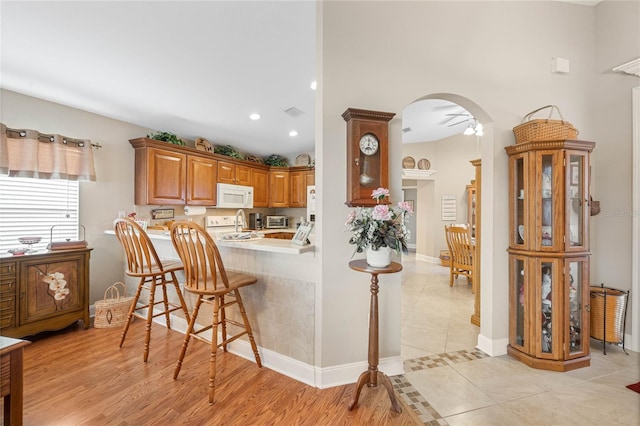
top-left (104, 228), bottom-right (314, 255)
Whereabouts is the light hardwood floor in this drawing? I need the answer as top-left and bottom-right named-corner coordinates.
top-left (4, 321), bottom-right (422, 425)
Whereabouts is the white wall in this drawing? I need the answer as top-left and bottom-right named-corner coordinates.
top-left (593, 0), bottom-right (640, 341)
top-left (1, 89), bottom-right (150, 304)
top-left (403, 134), bottom-right (479, 258)
top-left (319, 0), bottom-right (601, 364)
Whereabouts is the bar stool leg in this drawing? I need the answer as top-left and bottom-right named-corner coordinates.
top-left (143, 279), bottom-right (158, 362)
top-left (174, 296), bottom-right (202, 379)
top-left (120, 277), bottom-right (144, 349)
top-left (209, 296), bottom-right (220, 405)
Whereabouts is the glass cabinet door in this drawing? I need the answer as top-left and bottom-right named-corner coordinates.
top-left (509, 255), bottom-right (529, 352)
top-left (566, 258), bottom-right (589, 358)
top-left (566, 151), bottom-right (589, 251)
top-left (535, 151), bottom-right (561, 251)
top-left (536, 258), bottom-right (561, 359)
top-left (510, 153), bottom-right (528, 248)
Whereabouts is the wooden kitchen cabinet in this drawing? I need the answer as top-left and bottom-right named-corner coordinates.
top-left (289, 167), bottom-right (315, 208)
top-left (186, 155), bottom-right (217, 206)
top-left (134, 146), bottom-right (186, 205)
top-left (217, 160), bottom-right (251, 186)
top-left (269, 169), bottom-right (290, 207)
top-left (131, 138), bottom-right (223, 206)
top-left (0, 248), bottom-right (91, 338)
top-left (251, 168), bottom-right (270, 208)
top-left (505, 139), bottom-right (595, 371)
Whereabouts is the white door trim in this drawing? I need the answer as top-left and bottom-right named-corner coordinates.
top-left (631, 86), bottom-right (639, 352)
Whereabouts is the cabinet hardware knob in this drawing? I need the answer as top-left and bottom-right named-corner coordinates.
top-left (585, 304), bottom-right (590, 312)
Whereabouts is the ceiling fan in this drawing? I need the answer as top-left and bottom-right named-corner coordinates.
top-left (444, 113), bottom-right (483, 136)
top-left (443, 113), bottom-right (472, 127)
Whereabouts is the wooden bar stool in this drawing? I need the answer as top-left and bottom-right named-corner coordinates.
top-left (169, 221), bottom-right (262, 405)
top-left (113, 217), bottom-right (190, 362)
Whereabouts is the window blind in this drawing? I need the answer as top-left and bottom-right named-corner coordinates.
top-left (0, 176), bottom-right (79, 253)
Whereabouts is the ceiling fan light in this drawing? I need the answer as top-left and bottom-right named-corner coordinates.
top-left (475, 128), bottom-right (484, 136)
top-left (463, 125), bottom-right (475, 135)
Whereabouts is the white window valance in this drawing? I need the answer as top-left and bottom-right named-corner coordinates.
top-left (0, 123), bottom-right (96, 181)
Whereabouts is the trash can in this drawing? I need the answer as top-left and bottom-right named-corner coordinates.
top-left (589, 285), bottom-right (629, 354)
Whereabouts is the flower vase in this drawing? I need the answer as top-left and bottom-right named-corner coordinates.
top-left (366, 246), bottom-right (391, 268)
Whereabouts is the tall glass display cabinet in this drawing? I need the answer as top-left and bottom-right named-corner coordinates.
top-left (505, 139), bottom-right (595, 371)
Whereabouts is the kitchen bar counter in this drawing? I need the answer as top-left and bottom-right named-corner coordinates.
top-left (106, 224), bottom-right (317, 373)
top-left (104, 228), bottom-right (314, 255)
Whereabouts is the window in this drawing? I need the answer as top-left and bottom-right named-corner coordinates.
top-left (0, 176), bottom-right (79, 253)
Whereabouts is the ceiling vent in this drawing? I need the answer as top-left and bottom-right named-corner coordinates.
top-left (284, 106), bottom-right (304, 118)
top-left (402, 127), bottom-right (412, 133)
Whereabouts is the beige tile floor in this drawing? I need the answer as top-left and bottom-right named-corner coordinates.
top-left (399, 253), bottom-right (640, 425)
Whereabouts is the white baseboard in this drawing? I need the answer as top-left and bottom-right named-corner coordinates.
top-left (414, 253), bottom-right (441, 264)
top-left (313, 356), bottom-right (404, 389)
top-left (93, 305), bottom-right (403, 388)
top-left (477, 333), bottom-right (508, 356)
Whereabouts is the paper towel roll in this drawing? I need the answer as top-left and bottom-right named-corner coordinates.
top-left (184, 205), bottom-right (207, 216)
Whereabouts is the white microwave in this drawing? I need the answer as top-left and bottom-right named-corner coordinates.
top-left (216, 183), bottom-right (254, 209)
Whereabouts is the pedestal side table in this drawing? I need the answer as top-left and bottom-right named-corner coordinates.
top-left (348, 259), bottom-right (403, 413)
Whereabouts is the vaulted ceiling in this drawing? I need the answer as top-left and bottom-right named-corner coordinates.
top-left (1, 1), bottom-right (601, 157)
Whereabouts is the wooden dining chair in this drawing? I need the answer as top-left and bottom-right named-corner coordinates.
top-left (169, 221), bottom-right (262, 405)
top-left (444, 224), bottom-right (475, 290)
top-left (113, 217), bottom-right (191, 362)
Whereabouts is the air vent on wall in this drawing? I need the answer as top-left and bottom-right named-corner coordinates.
top-left (402, 127), bottom-right (412, 133)
top-left (284, 106), bottom-right (304, 117)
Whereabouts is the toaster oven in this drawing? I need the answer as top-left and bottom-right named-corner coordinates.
top-left (265, 215), bottom-right (289, 229)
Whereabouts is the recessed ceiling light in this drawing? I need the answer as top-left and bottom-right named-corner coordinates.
top-left (310, 81), bottom-right (317, 90)
top-left (249, 113), bottom-right (261, 120)
top-left (289, 130), bottom-right (298, 137)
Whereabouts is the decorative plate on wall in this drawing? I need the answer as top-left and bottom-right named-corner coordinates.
top-left (417, 158), bottom-right (431, 170)
top-left (295, 153), bottom-right (311, 166)
top-left (195, 137), bottom-right (213, 152)
top-left (402, 156), bottom-right (416, 169)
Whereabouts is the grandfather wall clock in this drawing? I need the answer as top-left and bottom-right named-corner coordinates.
top-left (342, 108), bottom-right (395, 207)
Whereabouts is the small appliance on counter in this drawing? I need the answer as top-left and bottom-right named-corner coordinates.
top-left (265, 215), bottom-right (289, 229)
top-left (249, 213), bottom-right (264, 230)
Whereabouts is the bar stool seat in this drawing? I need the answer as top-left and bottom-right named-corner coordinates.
top-left (113, 217), bottom-right (191, 362)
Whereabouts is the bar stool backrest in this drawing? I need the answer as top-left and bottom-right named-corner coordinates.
top-left (113, 217), bottom-right (164, 276)
top-left (170, 221), bottom-right (230, 293)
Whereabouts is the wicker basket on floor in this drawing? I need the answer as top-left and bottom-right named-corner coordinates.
top-left (94, 282), bottom-right (134, 328)
top-left (513, 105), bottom-right (578, 144)
top-left (589, 285), bottom-right (628, 344)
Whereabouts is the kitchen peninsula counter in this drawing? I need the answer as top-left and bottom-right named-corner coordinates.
top-left (106, 226), bottom-right (317, 371)
top-left (104, 228), bottom-right (314, 255)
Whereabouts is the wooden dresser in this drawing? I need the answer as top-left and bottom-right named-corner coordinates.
top-left (0, 248), bottom-right (91, 338)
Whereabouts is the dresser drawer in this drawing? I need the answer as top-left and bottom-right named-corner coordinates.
top-left (0, 262), bottom-right (16, 277)
top-left (0, 278), bottom-right (17, 295)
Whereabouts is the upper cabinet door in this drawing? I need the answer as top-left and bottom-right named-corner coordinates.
top-left (565, 150), bottom-right (589, 252)
top-left (186, 156), bottom-right (217, 206)
top-left (251, 168), bottom-right (269, 208)
top-left (235, 164), bottom-right (251, 186)
top-left (217, 160), bottom-right (236, 184)
top-left (509, 151), bottom-right (531, 249)
top-left (144, 147), bottom-right (186, 205)
top-left (269, 169), bottom-right (289, 207)
top-left (533, 150), bottom-right (563, 252)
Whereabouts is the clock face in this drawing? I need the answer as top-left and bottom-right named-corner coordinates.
top-left (359, 134), bottom-right (379, 156)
